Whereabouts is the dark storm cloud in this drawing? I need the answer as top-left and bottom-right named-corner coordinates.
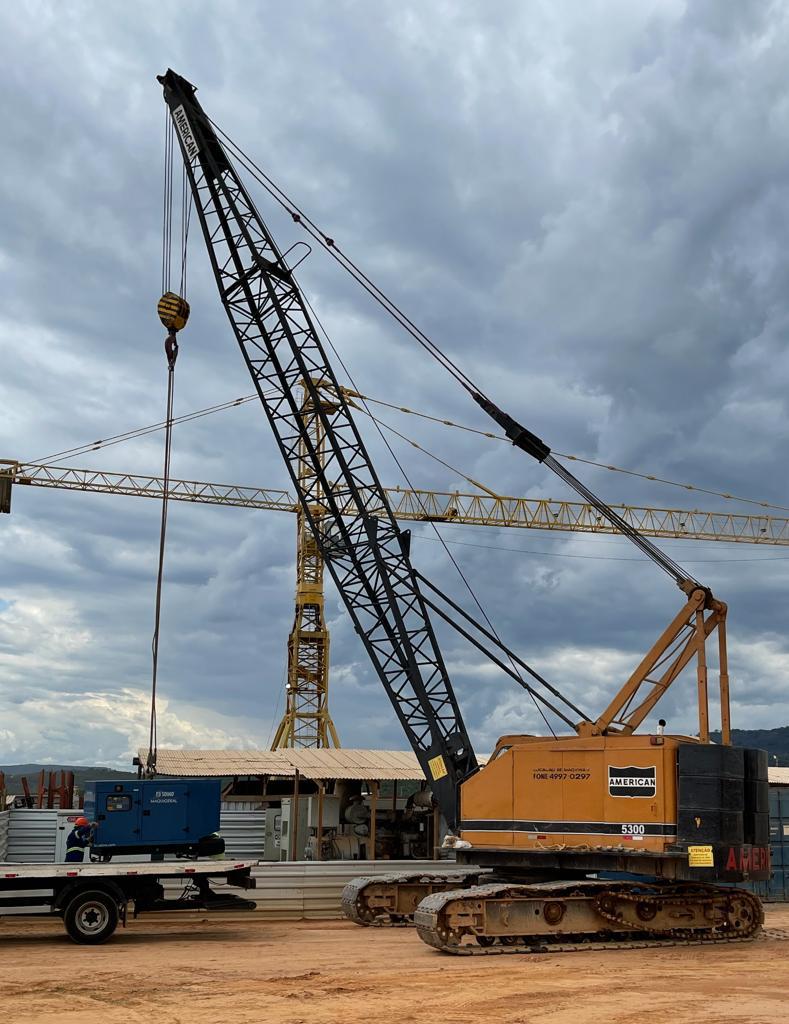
top-left (1, 0), bottom-right (789, 765)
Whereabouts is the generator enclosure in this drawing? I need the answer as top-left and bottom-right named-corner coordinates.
top-left (279, 795), bottom-right (341, 860)
top-left (83, 778), bottom-right (223, 859)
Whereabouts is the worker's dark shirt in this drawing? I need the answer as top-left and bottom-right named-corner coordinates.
top-left (65, 825), bottom-right (91, 863)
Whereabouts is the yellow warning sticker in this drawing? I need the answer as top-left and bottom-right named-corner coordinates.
top-left (688, 845), bottom-right (714, 868)
top-left (428, 754), bottom-right (448, 781)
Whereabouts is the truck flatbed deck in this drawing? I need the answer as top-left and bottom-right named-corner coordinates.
top-left (0, 860), bottom-right (257, 943)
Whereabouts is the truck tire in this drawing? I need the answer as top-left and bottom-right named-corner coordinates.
top-left (63, 890), bottom-right (120, 944)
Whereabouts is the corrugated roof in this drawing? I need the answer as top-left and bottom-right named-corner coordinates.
top-left (139, 748), bottom-right (426, 782)
top-left (769, 766), bottom-right (789, 785)
top-left (285, 748), bottom-right (424, 781)
top-left (139, 749), bottom-right (295, 778)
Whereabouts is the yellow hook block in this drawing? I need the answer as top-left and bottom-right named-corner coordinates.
top-left (157, 292), bottom-right (190, 332)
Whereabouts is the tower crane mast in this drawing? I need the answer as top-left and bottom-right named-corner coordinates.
top-left (271, 381), bottom-right (339, 749)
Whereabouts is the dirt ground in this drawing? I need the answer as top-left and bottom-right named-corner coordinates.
top-left (2, 906), bottom-right (789, 1024)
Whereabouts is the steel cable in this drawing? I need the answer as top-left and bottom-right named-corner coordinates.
top-left (302, 295), bottom-right (561, 737)
top-left (147, 350), bottom-right (177, 774)
top-left (204, 121), bottom-right (712, 589)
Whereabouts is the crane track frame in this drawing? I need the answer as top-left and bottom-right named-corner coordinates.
top-left (412, 879), bottom-right (764, 954)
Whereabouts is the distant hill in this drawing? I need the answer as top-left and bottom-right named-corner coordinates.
top-left (0, 763), bottom-right (138, 795)
top-left (710, 727), bottom-right (789, 766)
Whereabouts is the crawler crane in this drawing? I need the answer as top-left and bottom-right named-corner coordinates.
top-left (157, 70), bottom-right (769, 953)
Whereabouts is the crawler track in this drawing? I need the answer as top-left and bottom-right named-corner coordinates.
top-left (341, 870), bottom-right (485, 925)
top-left (414, 879), bottom-right (764, 955)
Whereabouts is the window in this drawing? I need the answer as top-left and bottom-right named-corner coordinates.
top-left (106, 794), bottom-right (132, 812)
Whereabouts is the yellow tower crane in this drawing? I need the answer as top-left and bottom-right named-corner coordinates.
top-left (2, 456), bottom-right (786, 750)
top-left (270, 381), bottom-right (340, 749)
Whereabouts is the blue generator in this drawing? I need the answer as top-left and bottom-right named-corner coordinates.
top-left (83, 779), bottom-right (224, 860)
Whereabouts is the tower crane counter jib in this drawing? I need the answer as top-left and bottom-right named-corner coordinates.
top-left (157, 70), bottom-right (770, 953)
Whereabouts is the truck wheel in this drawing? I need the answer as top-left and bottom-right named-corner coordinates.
top-left (63, 890), bottom-right (119, 944)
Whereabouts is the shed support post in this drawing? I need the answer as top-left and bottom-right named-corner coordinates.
top-left (370, 781), bottom-right (378, 861)
top-left (316, 781), bottom-right (324, 861)
top-left (291, 769), bottom-right (300, 861)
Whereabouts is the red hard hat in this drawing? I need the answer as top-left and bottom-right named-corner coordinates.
top-left (75, 816), bottom-right (89, 827)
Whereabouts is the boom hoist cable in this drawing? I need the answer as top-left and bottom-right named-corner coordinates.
top-left (207, 116), bottom-right (699, 591)
top-left (208, 110), bottom-right (728, 745)
top-left (146, 111), bottom-right (191, 777)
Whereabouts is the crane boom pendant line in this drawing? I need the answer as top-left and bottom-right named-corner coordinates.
top-left (158, 70), bottom-right (477, 826)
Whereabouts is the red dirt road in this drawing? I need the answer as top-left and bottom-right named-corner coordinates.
top-left (2, 907), bottom-right (788, 1024)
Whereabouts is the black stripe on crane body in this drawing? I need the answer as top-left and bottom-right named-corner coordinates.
top-left (158, 71), bottom-right (477, 827)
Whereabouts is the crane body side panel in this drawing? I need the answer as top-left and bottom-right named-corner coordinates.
top-left (461, 735), bottom-right (678, 855)
top-left (459, 741), bottom-right (514, 848)
top-left (459, 735), bottom-right (769, 882)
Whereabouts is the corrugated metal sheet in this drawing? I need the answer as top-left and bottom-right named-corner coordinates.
top-left (4, 858), bottom-right (457, 922)
top-left (766, 785), bottom-right (789, 901)
top-left (248, 860), bottom-right (451, 920)
top-left (769, 767), bottom-right (789, 785)
top-left (139, 749), bottom-right (295, 777)
top-left (7, 809), bottom-right (58, 863)
top-left (0, 812), bottom-right (9, 861)
top-left (221, 800), bottom-right (264, 812)
top-left (160, 859), bottom-right (459, 921)
top-left (219, 810), bottom-right (266, 860)
top-left (285, 748), bottom-right (424, 781)
top-left (142, 747), bottom-right (427, 781)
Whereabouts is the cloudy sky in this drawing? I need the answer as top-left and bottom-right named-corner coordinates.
top-left (2, 1), bottom-right (789, 768)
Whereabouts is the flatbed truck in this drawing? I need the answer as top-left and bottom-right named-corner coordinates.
top-left (0, 859), bottom-right (257, 943)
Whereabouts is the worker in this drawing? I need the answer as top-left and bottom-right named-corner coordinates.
top-left (65, 817), bottom-right (92, 863)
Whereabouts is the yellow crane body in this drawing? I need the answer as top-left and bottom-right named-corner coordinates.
top-left (461, 733), bottom-right (684, 857)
